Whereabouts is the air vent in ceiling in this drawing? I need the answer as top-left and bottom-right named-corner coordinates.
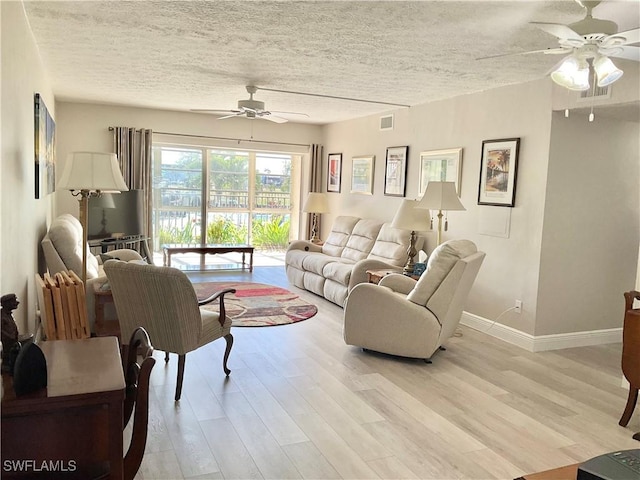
top-left (578, 85), bottom-right (611, 102)
top-left (380, 114), bottom-right (394, 131)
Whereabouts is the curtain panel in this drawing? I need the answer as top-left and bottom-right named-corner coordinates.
top-left (307, 144), bottom-right (324, 240)
top-left (112, 127), bottom-right (153, 247)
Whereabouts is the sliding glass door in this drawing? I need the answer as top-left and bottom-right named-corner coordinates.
top-left (152, 145), bottom-right (299, 253)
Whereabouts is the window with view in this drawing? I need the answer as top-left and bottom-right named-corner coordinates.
top-left (152, 145), bottom-right (300, 264)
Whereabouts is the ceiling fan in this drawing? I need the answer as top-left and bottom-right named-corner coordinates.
top-left (192, 85), bottom-right (309, 123)
top-left (482, 0), bottom-right (640, 91)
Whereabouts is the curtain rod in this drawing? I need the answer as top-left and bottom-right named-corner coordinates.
top-left (108, 127), bottom-right (310, 148)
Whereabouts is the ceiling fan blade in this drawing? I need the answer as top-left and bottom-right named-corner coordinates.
top-left (191, 109), bottom-right (242, 115)
top-left (602, 28), bottom-right (640, 47)
top-left (269, 110), bottom-right (310, 117)
top-left (260, 114), bottom-right (288, 124)
top-left (476, 47), bottom-right (568, 60)
top-left (530, 22), bottom-right (584, 41)
top-left (217, 113), bottom-right (244, 121)
top-left (605, 45), bottom-right (640, 61)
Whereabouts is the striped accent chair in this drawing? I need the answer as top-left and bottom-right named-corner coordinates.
top-left (104, 260), bottom-right (236, 401)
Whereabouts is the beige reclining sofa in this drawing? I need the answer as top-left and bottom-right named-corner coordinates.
top-left (285, 215), bottom-right (421, 307)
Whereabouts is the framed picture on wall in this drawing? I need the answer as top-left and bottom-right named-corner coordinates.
top-left (418, 148), bottom-right (462, 197)
top-left (384, 146), bottom-right (408, 197)
top-left (327, 153), bottom-right (342, 193)
top-left (478, 137), bottom-right (520, 207)
top-left (351, 155), bottom-right (375, 195)
top-left (34, 93), bottom-right (56, 199)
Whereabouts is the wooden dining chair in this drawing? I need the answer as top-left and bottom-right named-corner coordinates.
top-left (619, 291), bottom-right (640, 428)
top-left (120, 327), bottom-right (155, 480)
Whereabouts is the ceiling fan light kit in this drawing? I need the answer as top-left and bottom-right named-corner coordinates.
top-left (592, 55), bottom-right (623, 87)
top-left (550, 56), bottom-right (591, 91)
top-left (483, 0), bottom-right (638, 95)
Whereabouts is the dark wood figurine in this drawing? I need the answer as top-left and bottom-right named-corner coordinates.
top-left (1, 293), bottom-right (20, 367)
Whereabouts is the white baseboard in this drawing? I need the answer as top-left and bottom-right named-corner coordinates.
top-left (460, 311), bottom-right (622, 352)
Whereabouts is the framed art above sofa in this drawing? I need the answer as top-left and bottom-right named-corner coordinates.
top-left (351, 155), bottom-right (375, 195)
top-left (327, 153), bottom-right (342, 193)
top-left (384, 146), bottom-right (408, 197)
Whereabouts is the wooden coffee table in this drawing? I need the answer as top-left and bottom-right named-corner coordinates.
top-left (162, 243), bottom-right (254, 272)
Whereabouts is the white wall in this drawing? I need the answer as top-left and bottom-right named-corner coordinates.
top-left (322, 79), bottom-right (555, 335)
top-left (54, 103), bottom-right (324, 221)
top-left (1, 1), bottom-right (55, 333)
top-left (537, 112), bottom-right (639, 335)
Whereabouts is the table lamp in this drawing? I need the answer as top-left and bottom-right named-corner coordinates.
top-left (303, 192), bottom-right (329, 243)
top-left (58, 152), bottom-right (128, 285)
top-left (416, 181), bottom-right (465, 246)
top-left (391, 199), bottom-right (431, 273)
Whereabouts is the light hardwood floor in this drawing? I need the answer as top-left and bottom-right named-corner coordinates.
top-left (132, 265), bottom-right (638, 479)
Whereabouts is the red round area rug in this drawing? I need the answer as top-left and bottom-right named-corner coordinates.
top-left (192, 282), bottom-right (318, 327)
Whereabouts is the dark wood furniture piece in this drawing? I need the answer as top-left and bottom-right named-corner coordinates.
top-left (366, 268), bottom-right (419, 285)
top-left (94, 280), bottom-right (121, 340)
top-left (515, 463), bottom-right (579, 480)
top-left (162, 243), bottom-right (254, 271)
top-left (1, 337), bottom-right (126, 479)
top-left (366, 268), bottom-right (403, 284)
top-left (620, 290), bottom-right (640, 428)
top-left (120, 327), bottom-right (155, 480)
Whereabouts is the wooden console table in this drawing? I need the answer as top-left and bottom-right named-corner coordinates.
top-left (1, 337), bottom-right (126, 479)
top-left (162, 243), bottom-right (254, 271)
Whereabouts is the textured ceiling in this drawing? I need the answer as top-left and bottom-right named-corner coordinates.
top-left (23, 0), bottom-right (640, 125)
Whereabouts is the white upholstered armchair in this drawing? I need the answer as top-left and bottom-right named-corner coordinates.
top-left (41, 214), bottom-right (144, 331)
top-left (103, 260), bottom-right (235, 401)
top-left (343, 239), bottom-right (485, 361)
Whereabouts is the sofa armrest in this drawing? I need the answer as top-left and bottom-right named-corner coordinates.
top-left (287, 240), bottom-right (322, 253)
top-left (379, 273), bottom-right (416, 295)
top-left (348, 258), bottom-right (405, 291)
top-left (98, 249), bottom-right (144, 264)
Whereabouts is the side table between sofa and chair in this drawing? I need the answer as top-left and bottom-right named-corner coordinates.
top-left (366, 268), bottom-right (420, 284)
top-left (94, 280), bottom-right (121, 340)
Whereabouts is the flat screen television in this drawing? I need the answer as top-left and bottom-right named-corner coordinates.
top-left (87, 189), bottom-right (144, 239)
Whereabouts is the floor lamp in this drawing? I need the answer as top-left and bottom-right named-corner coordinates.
top-left (391, 199), bottom-right (431, 273)
top-left (416, 181), bottom-right (465, 246)
top-left (58, 152), bottom-right (128, 285)
top-left (302, 192), bottom-right (329, 243)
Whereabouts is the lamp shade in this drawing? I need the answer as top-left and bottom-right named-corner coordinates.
top-left (417, 182), bottom-right (465, 211)
top-left (550, 56), bottom-right (590, 91)
top-left (391, 199), bottom-right (431, 231)
top-left (58, 152), bottom-right (128, 192)
top-left (594, 55), bottom-right (623, 87)
top-left (303, 192), bottom-right (329, 213)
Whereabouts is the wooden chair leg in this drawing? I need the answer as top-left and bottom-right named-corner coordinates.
top-left (223, 333), bottom-right (233, 376)
top-left (620, 387), bottom-right (638, 427)
top-left (124, 357), bottom-right (155, 480)
top-left (175, 354), bottom-right (186, 401)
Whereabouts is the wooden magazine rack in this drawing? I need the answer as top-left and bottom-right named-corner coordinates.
top-left (35, 271), bottom-right (90, 340)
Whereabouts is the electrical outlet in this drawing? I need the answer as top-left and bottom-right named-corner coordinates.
top-left (515, 300), bottom-right (522, 314)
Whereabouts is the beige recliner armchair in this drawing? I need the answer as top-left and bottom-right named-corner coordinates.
top-left (343, 239), bottom-right (485, 361)
top-left (41, 214), bottom-right (144, 331)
